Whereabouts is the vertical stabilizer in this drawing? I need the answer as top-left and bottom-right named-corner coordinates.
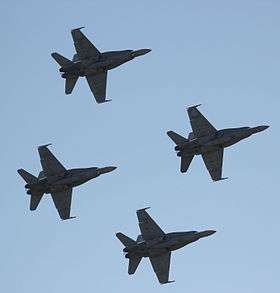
top-left (116, 232), bottom-right (136, 247)
top-left (167, 131), bottom-right (188, 145)
top-left (51, 52), bottom-right (73, 67)
top-left (17, 169), bottom-right (37, 184)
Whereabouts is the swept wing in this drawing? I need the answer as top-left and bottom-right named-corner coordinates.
top-left (136, 208), bottom-right (165, 241)
top-left (187, 105), bottom-right (217, 138)
top-left (71, 27), bottom-right (100, 60)
top-left (149, 252), bottom-right (172, 284)
top-left (38, 145), bottom-right (66, 178)
top-left (51, 188), bottom-right (73, 220)
top-left (86, 72), bottom-right (108, 103)
top-left (202, 148), bottom-right (224, 181)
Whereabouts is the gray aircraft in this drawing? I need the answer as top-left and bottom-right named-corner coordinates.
top-left (51, 27), bottom-right (151, 103)
top-left (116, 208), bottom-right (215, 284)
top-left (167, 104), bottom-right (269, 181)
top-left (17, 144), bottom-right (116, 220)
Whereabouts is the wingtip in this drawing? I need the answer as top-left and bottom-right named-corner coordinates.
top-left (137, 207), bottom-right (151, 212)
top-left (166, 130), bottom-right (173, 135)
top-left (71, 26), bottom-right (85, 32)
top-left (187, 104), bottom-right (202, 110)
top-left (161, 280), bottom-right (175, 285)
top-left (214, 177), bottom-right (228, 182)
top-left (38, 143), bottom-right (52, 149)
top-left (61, 216), bottom-right (76, 221)
top-left (96, 99), bottom-right (112, 104)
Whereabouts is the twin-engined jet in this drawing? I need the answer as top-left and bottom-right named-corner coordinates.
top-left (17, 144), bottom-right (116, 220)
top-left (51, 27), bottom-right (151, 103)
top-left (167, 105), bottom-right (269, 181)
top-left (116, 208), bottom-right (215, 284)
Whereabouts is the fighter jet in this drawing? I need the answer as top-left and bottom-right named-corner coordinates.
top-left (116, 208), bottom-right (216, 284)
top-left (167, 105), bottom-right (269, 181)
top-left (17, 144), bottom-right (116, 220)
top-left (51, 27), bottom-right (151, 103)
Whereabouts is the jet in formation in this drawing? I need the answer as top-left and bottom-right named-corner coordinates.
top-left (51, 27), bottom-right (151, 103)
top-left (167, 105), bottom-right (269, 181)
top-left (18, 144), bottom-right (116, 220)
top-left (116, 207), bottom-right (215, 284)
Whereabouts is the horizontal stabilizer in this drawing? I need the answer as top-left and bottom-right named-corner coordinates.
top-left (51, 52), bottom-right (74, 67)
top-left (30, 193), bottom-right (44, 211)
top-left (18, 169), bottom-right (37, 184)
top-left (65, 76), bottom-right (79, 94)
top-left (116, 232), bottom-right (136, 247)
top-left (167, 131), bottom-right (188, 145)
top-left (128, 257), bottom-right (142, 275)
top-left (180, 155), bottom-right (194, 173)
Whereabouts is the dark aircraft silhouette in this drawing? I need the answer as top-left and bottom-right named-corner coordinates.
top-left (167, 104), bottom-right (269, 181)
top-left (116, 208), bottom-right (215, 284)
top-left (51, 27), bottom-right (151, 103)
top-left (18, 144), bottom-right (116, 220)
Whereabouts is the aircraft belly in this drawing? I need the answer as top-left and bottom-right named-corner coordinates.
top-left (168, 238), bottom-right (196, 251)
top-left (223, 137), bottom-right (243, 148)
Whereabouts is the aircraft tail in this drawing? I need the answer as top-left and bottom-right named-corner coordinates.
top-left (51, 52), bottom-right (74, 67)
top-left (116, 232), bottom-right (136, 247)
top-left (30, 193), bottom-right (44, 211)
top-left (17, 169), bottom-right (37, 184)
top-left (167, 131), bottom-right (188, 145)
top-left (128, 256), bottom-right (142, 275)
top-left (65, 76), bottom-right (79, 94)
top-left (180, 154), bottom-right (194, 173)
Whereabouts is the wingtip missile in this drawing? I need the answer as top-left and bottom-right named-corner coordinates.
top-left (187, 104), bottom-right (202, 110)
top-left (71, 26), bottom-right (85, 32)
top-left (96, 99), bottom-right (112, 104)
top-left (137, 207), bottom-right (151, 212)
top-left (214, 177), bottom-right (228, 182)
top-left (38, 143), bottom-right (52, 149)
top-left (61, 216), bottom-right (76, 221)
top-left (161, 280), bottom-right (175, 285)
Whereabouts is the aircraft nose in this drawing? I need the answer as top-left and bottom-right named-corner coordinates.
top-left (198, 230), bottom-right (216, 238)
top-left (131, 48), bottom-right (152, 57)
top-left (253, 125), bottom-right (270, 133)
top-left (98, 166), bottom-right (117, 174)
top-left (258, 125), bottom-right (269, 132)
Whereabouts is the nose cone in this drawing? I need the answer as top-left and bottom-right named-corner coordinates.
top-left (98, 166), bottom-right (117, 175)
top-left (252, 125), bottom-right (269, 133)
top-left (255, 125), bottom-right (269, 132)
top-left (198, 230), bottom-right (216, 238)
top-left (131, 48), bottom-right (151, 58)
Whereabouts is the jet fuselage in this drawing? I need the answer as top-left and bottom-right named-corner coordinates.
top-left (25, 166), bottom-right (116, 194)
top-left (124, 230), bottom-right (215, 259)
top-left (176, 126), bottom-right (269, 157)
top-left (60, 49), bottom-right (151, 79)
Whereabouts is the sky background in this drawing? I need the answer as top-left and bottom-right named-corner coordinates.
top-left (1, 0), bottom-right (279, 292)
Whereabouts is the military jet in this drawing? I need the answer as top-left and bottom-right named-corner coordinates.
top-left (17, 144), bottom-right (116, 220)
top-left (167, 105), bottom-right (269, 181)
top-left (116, 208), bottom-right (215, 284)
top-left (51, 27), bottom-right (151, 103)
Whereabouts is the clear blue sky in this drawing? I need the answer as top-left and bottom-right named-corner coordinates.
top-left (1, 1), bottom-right (279, 292)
